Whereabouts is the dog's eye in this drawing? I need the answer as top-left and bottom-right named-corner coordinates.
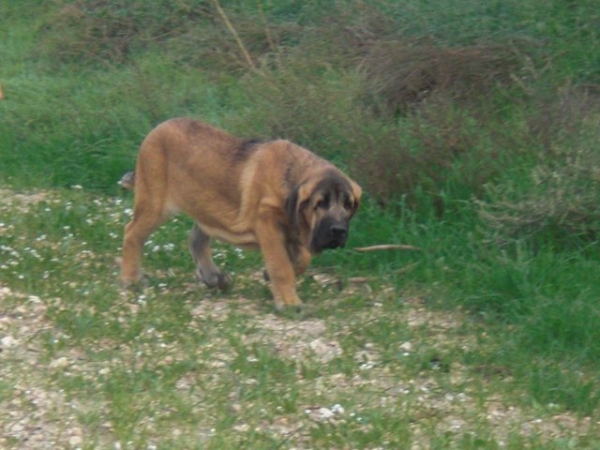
top-left (315, 195), bottom-right (330, 210)
top-left (343, 196), bottom-right (355, 210)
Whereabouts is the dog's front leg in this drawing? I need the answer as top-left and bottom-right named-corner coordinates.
top-left (256, 214), bottom-right (303, 311)
top-left (189, 224), bottom-right (232, 290)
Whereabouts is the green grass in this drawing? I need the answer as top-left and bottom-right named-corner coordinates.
top-left (1, 189), bottom-right (598, 448)
top-left (1, 0), bottom-right (600, 447)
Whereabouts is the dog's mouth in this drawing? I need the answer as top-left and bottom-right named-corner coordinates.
top-left (309, 219), bottom-right (350, 254)
top-left (311, 237), bottom-right (346, 254)
top-left (324, 239), bottom-right (345, 250)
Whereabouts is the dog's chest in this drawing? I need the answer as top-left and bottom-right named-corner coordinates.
top-left (197, 222), bottom-right (259, 249)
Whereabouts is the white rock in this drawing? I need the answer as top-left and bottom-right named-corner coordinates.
top-left (69, 435), bottom-right (83, 447)
top-left (1, 335), bottom-right (18, 348)
top-left (309, 338), bottom-right (342, 363)
top-left (49, 357), bottom-right (70, 369)
top-left (399, 341), bottom-right (413, 352)
top-left (317, 407), bottom-right (334, 420)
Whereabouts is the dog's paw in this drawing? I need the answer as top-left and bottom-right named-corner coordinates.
top-left (119, 275), bottom-right (149, 291)
top-left (276, 305), bottom-right (306, 319)
top-left (274, 300), bottom-right (305, 319)
top-left (216, 272), bottom-right (233, 291)
top-left (196, 269), bottom-right (233, 291)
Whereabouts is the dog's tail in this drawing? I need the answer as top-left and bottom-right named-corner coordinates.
top-left (119, 171), bottom-right (135, 190)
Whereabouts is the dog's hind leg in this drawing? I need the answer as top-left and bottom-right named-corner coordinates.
top-left (121, 208), bottom-right (167, 285)
top-left (189, 223), bottom-right (232, 291)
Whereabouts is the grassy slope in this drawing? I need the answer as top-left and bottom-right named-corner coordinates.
top-left (1, 0), bottom-right (599, 447)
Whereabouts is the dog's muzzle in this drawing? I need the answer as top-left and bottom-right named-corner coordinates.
top-left (311, 222), bottom-right (348, 253)
top-left (326, 224), bottom-right (347, 248)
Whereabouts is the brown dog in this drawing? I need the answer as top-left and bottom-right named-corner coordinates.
top-left (120, 118), bottom-right (361, 310)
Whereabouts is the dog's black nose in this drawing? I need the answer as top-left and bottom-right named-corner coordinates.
top-left (330, 225), bottom-right (347, 238)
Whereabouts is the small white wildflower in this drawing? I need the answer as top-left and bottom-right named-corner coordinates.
top-left (317, 407), bottom-right (334, 420)
top-left (331, 403), bottom-right (345, 415)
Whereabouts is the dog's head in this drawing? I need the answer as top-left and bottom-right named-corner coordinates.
top-left (286, 169), bottom-right (362, 254)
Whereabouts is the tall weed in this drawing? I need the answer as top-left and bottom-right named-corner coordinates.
top-left (478, 104), bottom-right (600, 245)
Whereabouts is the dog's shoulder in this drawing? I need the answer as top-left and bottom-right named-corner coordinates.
top-left (233, 138), bottom-right (267, 161)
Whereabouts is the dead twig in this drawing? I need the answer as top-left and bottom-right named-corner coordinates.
top-left (396, 261), bottom-right (420, 274)
top-left (354, 244), bottom-right (422, 252)
top-left (348, 276), bottom-right (370, 284)
top-left (210, 0), bottom-right (257, 71)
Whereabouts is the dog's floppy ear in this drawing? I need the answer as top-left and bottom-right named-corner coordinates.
top-left (285, 186), bottom-right (300, 228)
top-left (350, 180), bottom-right (362, 212)
top-left (285, 182), bottom-right (313, 229)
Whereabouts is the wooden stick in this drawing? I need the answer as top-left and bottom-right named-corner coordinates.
top-left (396, 261), bottom-right (420, 274)
top-left (211, 0), bottom-right (257, 71)
top-left (354, 244), bottom-right (422, 252)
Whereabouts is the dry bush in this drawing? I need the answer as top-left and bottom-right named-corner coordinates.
top-left (166, 14), bottom-right (300, 73)
top-left (479, 86), bottom-right (600, 242)
top-left (230, 64), bottom-right (366, 157)
top-left (37, 0), bottom-right (212, 66)
top-left (361, 40), bottom-right (521, 115)
top-left (37, 0), bottom-right (301, 70)
top-left (354, 96), bottom-right (508, 212)
top-left (286, 2), bottom-right (398, 70)
top-left (479, 143), bottom-right (600, 242)
top-left (526, 83), bottom-right (600, 153)
top-left (174, 1), bottom-right (394, 74)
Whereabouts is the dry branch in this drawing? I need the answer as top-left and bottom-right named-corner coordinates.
top-left (210, 0), bottom-right (257, 71)
top-left (354, 244), bottom-right (422, 252)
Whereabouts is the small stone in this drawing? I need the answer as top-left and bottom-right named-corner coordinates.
top-left (317, 407), bottom-right (334, 420)
top-left (309, 338), bottom-right (342, 363)
top-left (1, 335), bottom-right (18, 348)
top-left (69, 435), bottom-right (83, 446)
top-left (49, 357), bottom-right (70, 369)
top-left (233, 423), bottom-right (250, 432)
top-left (399, 341), bottom-right (413, 352)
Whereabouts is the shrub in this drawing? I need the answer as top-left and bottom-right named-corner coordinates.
top-left (36, 0), bottom-right (303, 71)
top-left (361, 40), bottom-right (521, 116)
top-left (479, 146), bottom-right (600, 243)
top-left (37, 0), bottom-right (212, 66)
top-left (478, 90), bottom-right (600, 244)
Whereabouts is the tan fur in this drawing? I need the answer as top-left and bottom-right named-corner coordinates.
top-left (120, 118), bottom-right (361, 310)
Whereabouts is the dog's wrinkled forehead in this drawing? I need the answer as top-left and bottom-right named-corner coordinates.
top-left (312, 171), bottom-right (353, 201)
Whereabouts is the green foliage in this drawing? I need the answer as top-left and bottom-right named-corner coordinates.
top-left (1, 1), bottom-right (600, 446)
top-left (478, 116), bottom-right (600, 244)
top-left (36, 0), bottom-right (212, 66)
